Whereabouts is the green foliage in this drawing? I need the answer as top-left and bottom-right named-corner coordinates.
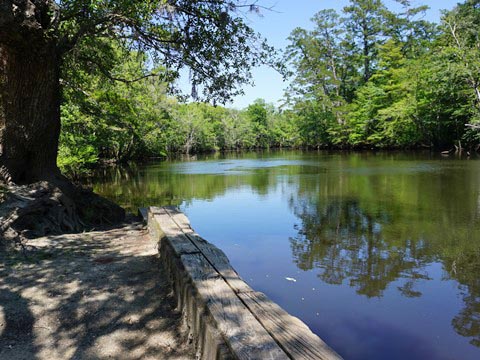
top-left (58, 0), bottom-right (480, 176)
top-left (283, 0), bottom-right (480, 150)
top-left (245, 99), bottom-right (269, 147)
top-left (439, 0), bottom-right (480, 127)
top-left (53, 0), bottom-right (285, 176)
top-left (342, 0), bottom-right (389, 82)
top-left (58, 40), bottom-right (292, 175)
top-left (57, 0), bottom-right (281, 103)
top-left (58, 104), bottom-right (99, 177)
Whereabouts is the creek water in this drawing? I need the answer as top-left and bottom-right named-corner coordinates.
top-left (92, 150), bottom-right (480, 360)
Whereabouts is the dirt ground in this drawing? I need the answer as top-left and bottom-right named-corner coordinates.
top-left (0, 220), bottom-right (195, 360)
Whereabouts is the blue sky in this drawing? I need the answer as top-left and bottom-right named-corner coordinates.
top-left (221, 0), bottom-right (459, 109)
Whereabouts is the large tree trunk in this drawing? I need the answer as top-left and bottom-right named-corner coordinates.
top-left (0, 2), bottom-right (125, 247)
top-left (0, 0), bottom-right (61, 184)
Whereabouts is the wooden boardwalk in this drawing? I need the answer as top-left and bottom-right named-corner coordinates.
top-left (145, 206), bottom-right (342, 360)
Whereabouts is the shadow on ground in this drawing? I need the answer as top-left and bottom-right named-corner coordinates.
top-left (0, 221), bottom-right (194, 360)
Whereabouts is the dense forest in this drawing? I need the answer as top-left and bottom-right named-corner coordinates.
top-left (59, 0), bottom-right (480, 176)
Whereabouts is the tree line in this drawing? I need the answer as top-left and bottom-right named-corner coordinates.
top-left (60, 46), bottom-right (294, 176)
top-left (283, 0), bottom-right (480, 151)
top-left (58, 0), bottom-right (480, 176)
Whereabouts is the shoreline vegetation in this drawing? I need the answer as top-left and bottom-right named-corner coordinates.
top-left (58, 0), bottom-right (480, 179)
top-left (95, 145), bottom-right (476, 165)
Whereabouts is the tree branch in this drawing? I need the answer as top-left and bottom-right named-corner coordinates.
top-left (465, 124), bottom-right (480, 130)
top-left (77, 55), bottom-right (164, 84)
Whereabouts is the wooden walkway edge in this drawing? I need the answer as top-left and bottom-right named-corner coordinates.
top-left (143, 206), bottom-right (342, 360)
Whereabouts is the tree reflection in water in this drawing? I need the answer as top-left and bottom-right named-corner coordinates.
top-left (290, 195), bottom-right (480, 346)
top-left (451, 255), bottom-right (480, 347)
top-left (290, 198), bottom-right (431, 298)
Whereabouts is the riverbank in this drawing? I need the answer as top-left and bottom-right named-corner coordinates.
top-left (0, 219), bottom-right (195, 359)
top-left (69, 147), bottom-right (479, 182)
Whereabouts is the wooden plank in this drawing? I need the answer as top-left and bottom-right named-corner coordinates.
top-left (151, 206), bottom-right (342, 359)
top-left (179, 253), bottom-right (289, 360)
top-left (152, 207), bottom-right (200, 256)
top-left (238, 291), bottom-right (342, 360)
top-left (164, 206), bottom-right (252, 294)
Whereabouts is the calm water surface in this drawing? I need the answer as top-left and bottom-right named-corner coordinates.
top-left (92, 151), bottom-right (480, 360)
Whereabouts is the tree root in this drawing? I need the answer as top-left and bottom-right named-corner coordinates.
top-left (0, 179), bottom-right (125, 252)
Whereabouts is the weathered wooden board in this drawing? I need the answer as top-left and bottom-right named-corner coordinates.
top-left (179, 252), bottom-right (288, 360)
top-left (164, 206), bottom-right (253, 294)
top-left (238, 291), bottom-right (342, 360)
top-left (148, 206), bottom-right (343, 360)
top-left (151, 207), bottom-right (200, 256)
top-left (156, 214), bottom-right (288, 359)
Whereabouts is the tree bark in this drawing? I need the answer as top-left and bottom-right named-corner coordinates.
top-left (0, 0), bottom-right (61, 184)
top-left (0, 2), bottom-right (125, 243)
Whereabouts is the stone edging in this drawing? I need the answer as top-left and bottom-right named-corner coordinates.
top-left (143, 206), bottom-right (342, 360)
